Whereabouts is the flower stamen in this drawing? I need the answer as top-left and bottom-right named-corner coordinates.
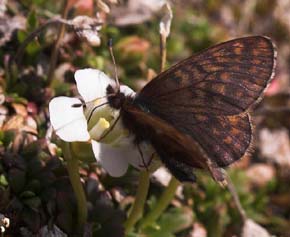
top-left (89, 117), bottom-right (110, 140)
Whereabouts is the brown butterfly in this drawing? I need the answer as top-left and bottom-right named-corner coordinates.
top-left (106, 36), bottom-right (277, 184)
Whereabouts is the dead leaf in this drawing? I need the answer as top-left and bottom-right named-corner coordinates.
top-left (12, 103), bottom-right (27, 117)
top-left (271, 193), bottom-right (290, 208)
top-left (147, 68), bottom-right (157, 81)
top-left (0, 105), bottom-right (7, 128)
top-left (153, 167), bottom-right (172, 186)
top-left (71, 15), bottom-right (102, 46)
top-left (54, 63), bottom-right (73, 82)
top-left (274, 0), bottom-right (290, 34)
top-left (0, 213), bottom-right (9, 234)
top-left (39, 225), bottom-right (67, 237)
top-left (159, 3), bottom-right (173, 38)
top-left (242, 219), bottom-right (271, 237)
top-left (259, 128), bottom-right (290, 167)
top-left (116, 36), bottom-right (150, 55)
top-left (0, 0), bottom-right (6, 18)
top-left (97, 0), bottom-right (110, 13)
top-left (111, 0), bottom-right (167, 26)
top-left (23, 115), bottom-right (37, 134)
top-left (246, 164), bottom-right (276, 187)
top-left (69, 0), bottom-right (94, 15)
top-left (27, 102), bottom-right (38, 115)
top-left (190, 222), bottom-right (207, 237)
top-left (3, 112), bottom-right (37, 132)
top-left (2, 115), bottom-right (24, 131)
top-left (0, 15), bottom-right (26, 46)
top-left (153, 167), bottom-right (183, 198)
top-left (111, 188), bottom-right (126, 203)
top-left (47, 142), bottom-right (58, 156)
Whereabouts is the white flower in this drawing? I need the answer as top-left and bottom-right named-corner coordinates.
top-left (49, 68), bottom-right (152, 177)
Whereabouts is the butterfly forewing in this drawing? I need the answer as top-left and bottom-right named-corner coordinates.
top-left (137, 36), bottom-right (276, 116)
top-left (134, 36), bottom-right (276, 167)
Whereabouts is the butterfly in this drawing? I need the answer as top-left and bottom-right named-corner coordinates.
top-left (106, 36), bottom-right (277, 184)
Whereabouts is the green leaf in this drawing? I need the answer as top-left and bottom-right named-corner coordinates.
top-left (1, 130), bottom-right (16, 148)
top-left (25, 179), bottom-right (41, 193)
top-left (22, 141), bottom-right (40, 158)
top-left (27, 158), bottom-right (42, 176)
top-left (23, 196), bottom-right (42, 211)
top-left (17, 29), bottom-right (40, 56)
top-left (158, 207), bottom-right (193, 233)
top-left (88, 55), bottom-right (105, 70)
top-left (17, 30), bottom-right (28, 43)
top-left (0, 175), bottom-right (8, 186)
top-left (143, 227), bottom-right (175, 237)
top-left (20, 190), bottom-right (36, 199)
top-left (143, 207), bottom-right (193, 237)
top-left (8, 168), bottom-right (26, 193)
top-left (27, 10), bottom-right (38, 30)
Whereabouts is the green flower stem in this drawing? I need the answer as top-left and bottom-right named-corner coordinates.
top-left (124, 170), bottom-right (150, 234)
top-left (62, 142), bottom-right (87, 228)
top-left (139, 176), bottom-right (180, 229)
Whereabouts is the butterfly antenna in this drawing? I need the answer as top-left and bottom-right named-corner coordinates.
top-left (108, 38), bottom-right (120, 92)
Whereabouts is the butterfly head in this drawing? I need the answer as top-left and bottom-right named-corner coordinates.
top-left (106, 84), bottom-right (126, 110)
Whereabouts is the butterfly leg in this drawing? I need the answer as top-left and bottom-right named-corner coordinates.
top-left (137, 143), bottom-right (149, 171)
top-left (138, 151), bottom-right (156, 169)
top-left (147, 152), bottom-right (156, 167)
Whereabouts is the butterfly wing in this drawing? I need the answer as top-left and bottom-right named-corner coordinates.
top-left (134, 36), bottom-right (276, 167)
top-left (121, 103), bottom-right (226, 183)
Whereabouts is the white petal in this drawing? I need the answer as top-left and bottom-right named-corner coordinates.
top-left (75, 69), bottom-right (114, 102)
top-left (126, 142), bottom-right (152, 169)
top-left (120, 85), bottom-right (136, 97)
top-left (49, 97), bottom-right (90, 142)
top-left (91, 140), bottom-right (129, 177)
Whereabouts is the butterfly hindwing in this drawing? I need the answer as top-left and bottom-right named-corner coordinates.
top-left (186, 113), bottom-right (253, 166)
top-left (155, 146), bottom-right (197, 183)
top-left (121, 104), bottom-right (226, 182)
top-left (134, 36), bottom-right (276, 167)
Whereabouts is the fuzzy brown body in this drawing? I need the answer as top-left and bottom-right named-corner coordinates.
top-left (107, 36), bottom-right (277, 183)
top-left (108, 92), bottom-right (210, 182)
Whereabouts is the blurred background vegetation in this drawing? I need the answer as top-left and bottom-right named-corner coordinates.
top-left (1, 0), bottom-right (290, 236)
